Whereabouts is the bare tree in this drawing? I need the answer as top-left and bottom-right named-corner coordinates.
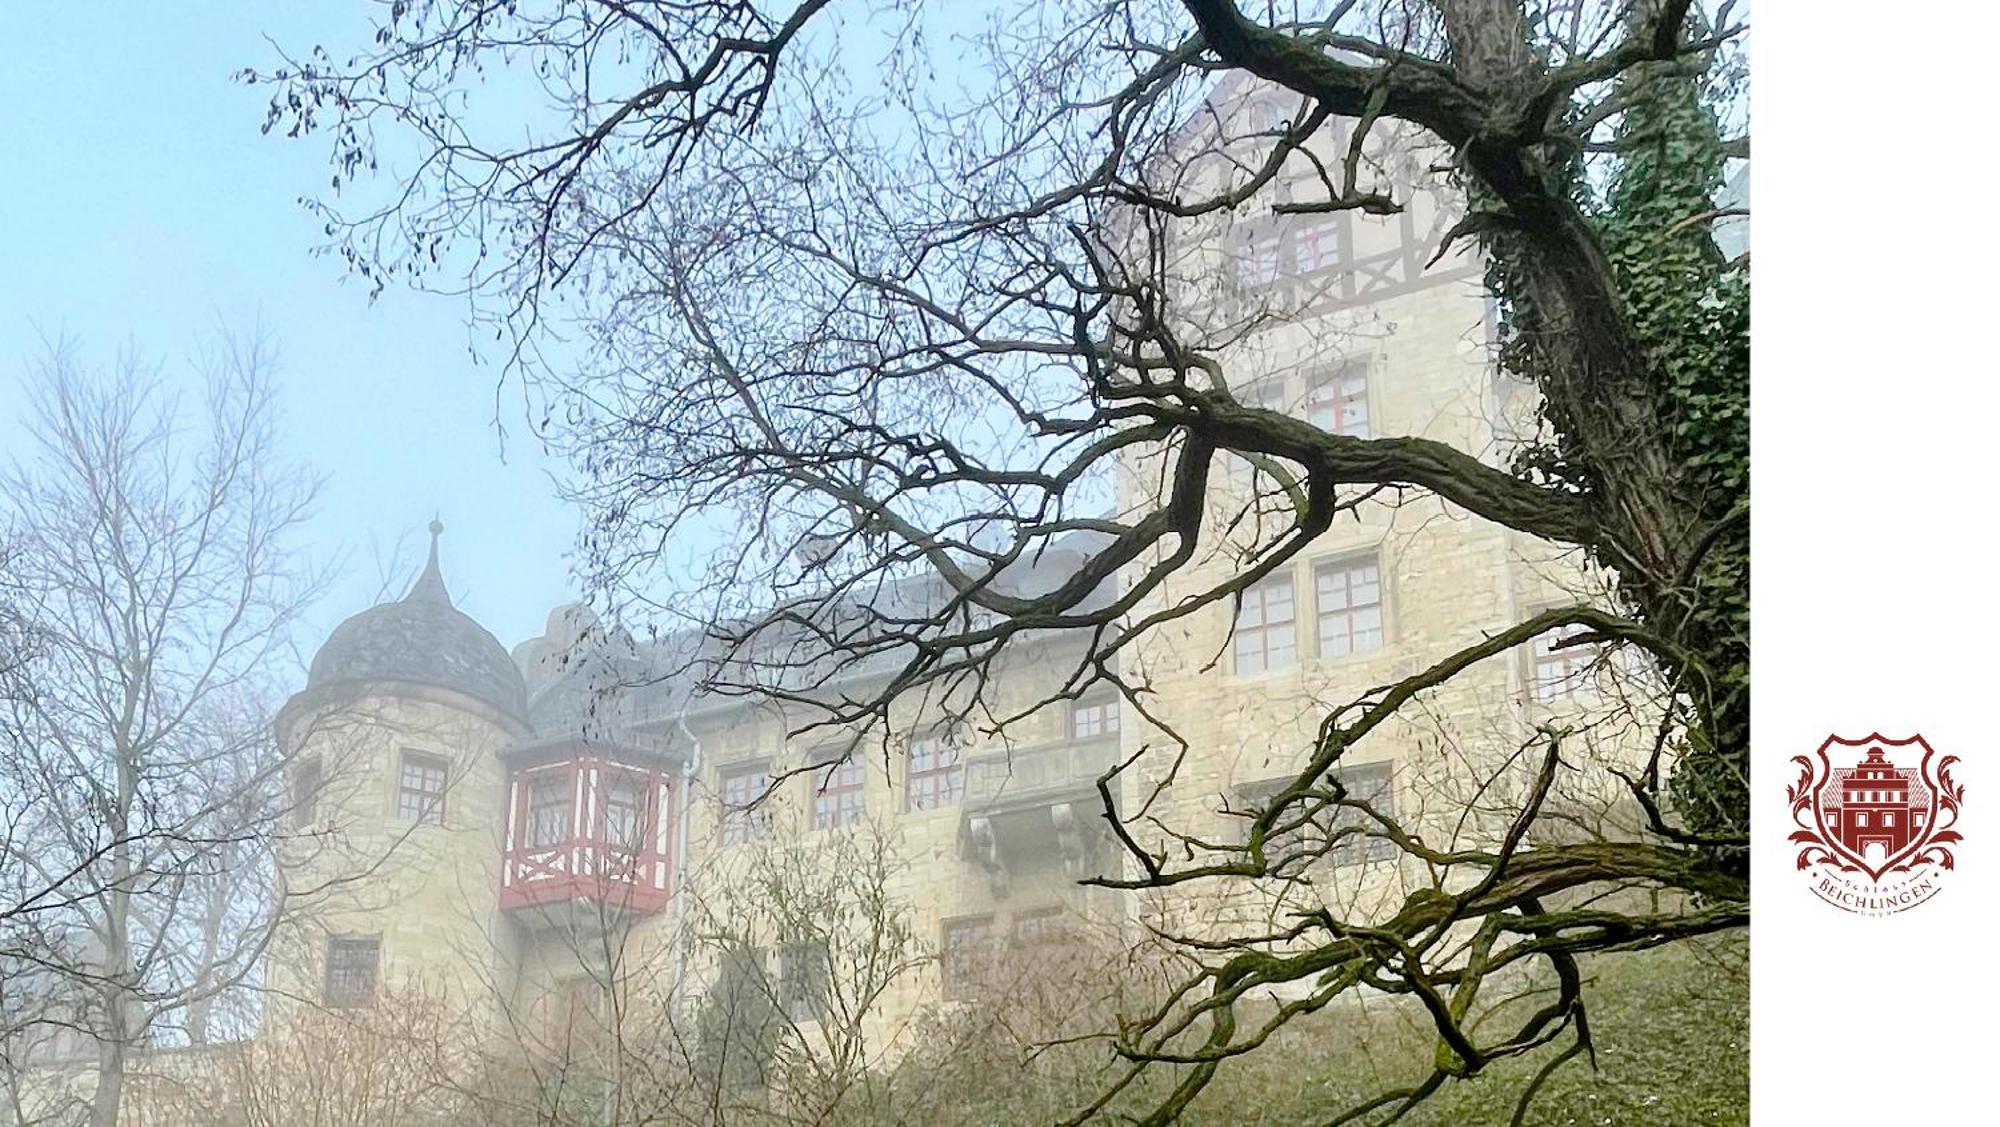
top-left (257, 1), bottom-right (1748, 1120)
top-left (0, 336), bottom-right (326, 1126)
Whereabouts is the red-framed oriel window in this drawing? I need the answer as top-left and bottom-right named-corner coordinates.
top-left (501, 758), bottom-right (675, 915)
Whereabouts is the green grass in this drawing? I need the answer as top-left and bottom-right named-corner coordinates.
top-left (1188, 935), bottom-right (1748, 1126)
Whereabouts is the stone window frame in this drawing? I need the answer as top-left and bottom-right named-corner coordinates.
top-left (1068, 693), bottom-right (1121, 741)
top-left (718, 760), bottom-right (773, 847)
top-left (323, 934), bottom-right (380, 1008)
top-left (1238, 759), bottom-right (1400, 869)
top-left (1303, 361), bottom-right (1373, 439)
top-left (1523, 610), bottom-right (1607, 704)
top-left (1311, 549), bottom-right (1387, 660)
top-left (1010, 905), bottom-right (1070, 947)
top-left (809, 750), bottom-right (866, 831)
top-left (395, 749), bottom-right (449, 826)
top-left (1228, 356), bottom-right (1380, 485)
top-left (778, 936), bottom-right (832, 1023)
top-left (939, 914), bottom-right (997, 998)
top-left (905, 730), bottom-right (964, 812)
top-left (1232, 570), bottom-right (1299, 676)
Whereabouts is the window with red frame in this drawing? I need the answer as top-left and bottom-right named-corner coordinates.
top-left (397, 751), bottom-right (448, 825)
top-left (1234, 572), bottom-right (1297, 674)
top-left (812, 753), bottom-right (865, 830)
top-left (905, 734), bottom-right (963, 811)
top-left (1314, 554), bottom-right (1384, 658)
top-left (1305, 365), bottom-right (1370, 438)
top-left (526, 773), bottom-right (571, 848)
top-left (1291, 220), bottom-right (1342, 275)
top-left (719, 763), bottom-right (771, 846)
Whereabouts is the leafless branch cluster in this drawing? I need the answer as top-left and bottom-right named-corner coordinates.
top-left (0, 336), bottom-right (334, 1126)
top-left (254, 2), bottom-right (1750, 1120)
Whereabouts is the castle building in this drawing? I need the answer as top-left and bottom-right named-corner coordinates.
top-left (268, 74), bottom-right (1662, 1089)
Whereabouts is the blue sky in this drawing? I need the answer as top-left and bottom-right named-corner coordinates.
top-left (0, 4), bottom-right (582, 659)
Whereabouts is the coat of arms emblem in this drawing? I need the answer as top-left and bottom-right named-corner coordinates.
top-left (1787, 734), bottom-right (1963, 915)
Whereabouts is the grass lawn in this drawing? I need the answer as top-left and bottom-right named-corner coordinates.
top-left (1187, 934), bottom-right (1748, 1126)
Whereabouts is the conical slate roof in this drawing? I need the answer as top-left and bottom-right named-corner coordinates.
top-left (305, 521), bottom-right (528, 720)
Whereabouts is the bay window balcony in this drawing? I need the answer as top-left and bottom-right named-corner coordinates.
top-left (500, 739), bottom-right (677, 919)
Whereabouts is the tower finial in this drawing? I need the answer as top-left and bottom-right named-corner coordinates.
top-left (406, 517), bottom-right (452, 606)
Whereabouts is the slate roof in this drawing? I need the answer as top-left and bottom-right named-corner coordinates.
top-left (305, 521), bottom-right (529, 721)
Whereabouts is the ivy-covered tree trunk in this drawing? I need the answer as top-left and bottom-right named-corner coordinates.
top-left (1461, 0), bottom-right (1749, 860)
top-left (1598, 47), bottom-right (1750, 852)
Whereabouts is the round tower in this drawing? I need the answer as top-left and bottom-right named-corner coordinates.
top-left (271, 521), bottom-right (530, 1027)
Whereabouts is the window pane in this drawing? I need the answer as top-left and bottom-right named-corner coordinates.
top-left (605, 775), bottom-right (645, 851)
top-left (1235, 633), bottom-right (1267, 675)
top-left (1235, 574), bottom-right (1297, 674)
top-left (1530, 626), bottom-right (1600, 702)
top-left (1306, 367), bottom-right (1371, 438)
top-left (720, 765), bottom-right (771, 845)
top-left (528, 775), bottom-right (570, 848)
top-left (1071, 698), bottom-right (1119, 740)
top-left (324, 937), bottom-right (379, 1008)
top-left (1315, 555), bottom-right (1383, 658)
top-left (398, 753), bottom-right (447, 825)
top-left (908, 735), bottom-right (964, 811)
top-left (1267, 626), bottom-right (1296, 667)
top-left (813, 755), bottom-right (865, 830)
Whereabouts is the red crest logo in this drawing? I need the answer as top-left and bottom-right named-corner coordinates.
top-left (1788, 734), bottom-right (1964, 915)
